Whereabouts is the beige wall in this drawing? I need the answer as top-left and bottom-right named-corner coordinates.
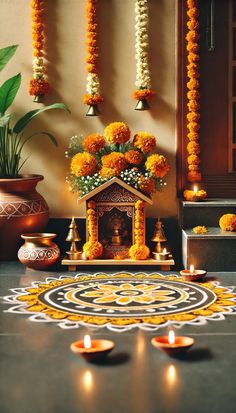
top-left (0, 0), bottom-right (177, 219)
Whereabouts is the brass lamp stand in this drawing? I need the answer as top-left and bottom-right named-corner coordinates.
top-left (151, 218), bottom-right (167, 253)
top-left (66, 217), bottom-right (82, 260)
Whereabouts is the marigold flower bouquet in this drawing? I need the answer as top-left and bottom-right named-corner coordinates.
top-left (66, 122), bottom-right (170, 198)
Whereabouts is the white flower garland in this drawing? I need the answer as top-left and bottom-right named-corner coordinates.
top-left (86, 73), bottom-right (100, 95)
top-left (135, 0), bottom-right (151, 89)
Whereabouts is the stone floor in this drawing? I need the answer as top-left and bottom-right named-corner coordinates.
top-left (0, 261), bottom-right (236, 413)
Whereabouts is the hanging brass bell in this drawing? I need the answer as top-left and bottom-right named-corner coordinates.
top-left (86, 104), bottom-right (100, 116)
top-left (135, 99), bottom-right (150, 111)
top-left (33, 94), bottom-right (44, 103)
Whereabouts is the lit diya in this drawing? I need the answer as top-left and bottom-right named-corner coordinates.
top-left (153, 247), bottom-right (170, 261)
top-left (180, 264), bottom-right (206, 281)
top-left (70, 334), bottom-right (115, 362)
top-left (183, 185), bottom-right (207, 202)
top-left (151, 329), bottom-right (195, 357)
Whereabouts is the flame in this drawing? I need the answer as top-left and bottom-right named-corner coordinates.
top-left (193, 185), bottom-right (198, 193)
top-left (163, 248), bottom-right (167, 254)
top-left (84, 334), bottom-right (92, 349)
top-left (189, 264), bottom-right (195, 274)
top-left (168, 330), bottom-right (175, 345)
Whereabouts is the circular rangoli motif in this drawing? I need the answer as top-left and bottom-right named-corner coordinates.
top-left (4, 272), bottom-right (236, 332)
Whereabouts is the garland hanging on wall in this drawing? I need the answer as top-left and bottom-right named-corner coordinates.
top-left (186, 0), bottom-right (201, 182)
top-left (84, 0), bottom-right (103, 116)
top-left (133, 0), bottom-right (155, 111)
top-left (29, 0), bottom-right (50, 103)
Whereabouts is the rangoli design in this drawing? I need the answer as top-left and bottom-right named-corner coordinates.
top-left (4, 273), bottom-right (236, 332)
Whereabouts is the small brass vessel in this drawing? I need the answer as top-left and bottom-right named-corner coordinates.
top-left (18, 233), bottom-right (60, 270)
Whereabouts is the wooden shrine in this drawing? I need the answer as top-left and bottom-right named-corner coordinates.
top-left (62, 177), bottom-right (174, 270)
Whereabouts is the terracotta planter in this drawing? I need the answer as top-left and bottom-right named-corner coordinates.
top-left (0, 175), bottom-right (49, 260)
top-left (18, 233), bottom-right (60, 270)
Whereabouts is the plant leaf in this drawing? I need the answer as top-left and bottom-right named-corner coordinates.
top-left (0, 113), bottom-right (12, 126)
top-left (0, 45), bottom-right (18, 71)
top-left (24, 131), bottom-right (58, 147)
top-left (0, 73), bottom-right (21, 115)
top-left (13, 103), bottom-right (70, 134)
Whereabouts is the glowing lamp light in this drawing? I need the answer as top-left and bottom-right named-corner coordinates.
top-left (193, 185), bottom-right (198, 193)
top-left (189, 264), bottom-right (195, 275)
top-left (84, 334), bottom-right (92, 349)
top-left (168, 330), bottom-right (175, 345)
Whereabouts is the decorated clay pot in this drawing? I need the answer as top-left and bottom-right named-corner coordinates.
top-left (0, 175), bottom-right (49, 260)
top-left (18, 233), bottom-right (60, 270)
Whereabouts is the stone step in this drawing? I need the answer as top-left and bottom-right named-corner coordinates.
top-left (182, 227), bottom-right (236, 271)
top-left (179, 199), bottom-right (236, 229)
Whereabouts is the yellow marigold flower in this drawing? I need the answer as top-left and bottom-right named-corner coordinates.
top-left (135, 200), bottom-right (145, 210)
top-left (104, 122), bottom-right (131, 144)
top-left (187, 131), bottom-right (199, 141)
top-left (83, 241), bottom-right (103, 259)
top-left (192, 226), bottom-right (208, 234)
top-left (187, 141), bottom-right (200, 154)
top-left (187, 154), bottom-right (200, 165)
top-left (187, 121), bottom-right (200, 132)
top-left (187, 90), bottom-right (200, 101)
top-left (124, 150), bottom-right (143, 165)
top-left (133, 132), bottom-right (156, 153)
top-left (187, 99), bottom-right (200, 111)
top-left (145, 154), bottom-right (170, 178)
top-left (71, 152), bottom-right (97, 177)
top-left (187, 79), bottom-right (199, 90)
top-left (189, 164), bottom-right (199, 171)
top-left (101, 152), bottom-right (127, 175)
top-left (219, 214), bottom-right (236, 231)
top-left (138, 176), bottom-right (155, 194)
top-left (129, 244), bottom-right (150, 260)
top-left (187, 171), bottom-right (202, 182)
top-left (100, 167), bottom-right (116, 178)
top-left (83, 133), bottom-right (105, 153)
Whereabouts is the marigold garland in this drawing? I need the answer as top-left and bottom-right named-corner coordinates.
top-left (129, 200), bottom-right (150, 260)
top-left (83, 200), bottom-right (103, 258)
top-left (186, 0), bottom-right (201, 183)
top-left (29, 0), bottom-right (50, 98)
top-left (84, 0), bottom-right (103, 107)
top-left (133, 0), bottom-right (155, 103)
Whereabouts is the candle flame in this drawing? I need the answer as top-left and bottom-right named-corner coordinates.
top-left (193, 185), bottom-right (198, 193)
top-left (190, 264), bottom-right (195, 274)
top-left (168, 330), bottom-right (175, 345)
top-left (163, 248), bottom-right (167, 254)
top-left (84, 334), bottom-right (91, 349)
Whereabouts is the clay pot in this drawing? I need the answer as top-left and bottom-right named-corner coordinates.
top-left (18, 233), bottom-right (60, 270)
top-left (0, 175), bottom-right (49, 260)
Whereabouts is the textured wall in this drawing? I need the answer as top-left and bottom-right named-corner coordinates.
top-left (0, 0), bottom-right (176, 219)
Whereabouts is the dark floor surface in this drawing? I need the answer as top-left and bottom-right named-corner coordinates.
top-left (0, 261), bottom-right (236, 413)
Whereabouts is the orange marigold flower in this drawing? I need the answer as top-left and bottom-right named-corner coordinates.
top-left (187, 20), bottom-right (199, 30)
top-left (87, 200), bottom-right (96, 209)
top-left (187, 121), bottom-right (200, 132)
top-left (124, 150), bottom-right (143, 165)
top-left (187, 171), bottom-right (202, 182)
top-left (135, 200), bottom-right (145, 210)
top-left (129, 244), bottom-right (150, 260)
top-left (187, 8), bottom-right (199, 18)
top-left (101, 152), bottom-right (127, 174)
top-left (83, 94), bottom-right (104, 105)
top-left (187, 100), bottom-right (200, 111)
top-left (187, 79), bottom-right (199, 90)
top-left (188, 164), bottom-right (199, 171)
top-left (104, 122), bottom-right (131, 144)
top-left (133, 132), bottom-right (156, 153)
top-left (187, 131), bottom-right (199, 141)
top-left (187, 52), bottom-right (199, 63)
top-left (29, 79), bottom-right (50, 96)
top-left (186, 31), bottom-right (200, 42)
top-left (83, 241), bottom-right (103, 259)
top-left (71, 152), bottom-right (97, 177)
top-left (100, 167), bottom-right (116, 178)
top-left (138, 176), bottom-right (155, 194)
top-left (187, 90), bottom-right (200, 100)
top-left (187, 141), bottom-right (200, 154)
top-left (83, 133), bottom-right (105, 153)
top-left (145, 154), bottom-right (170, 178)
top-left (133, 88), bottom-right (155, 101)
top-left (87, 63), bottom-right (98, 73)
top-left (187, 112), bottom-right (200, 123)
top-left (219, 214), bottom-right (236, 231)
top-left (187, 154), bottom-right (200, 165)
top-left (186, 42), bottom-right (199, 53)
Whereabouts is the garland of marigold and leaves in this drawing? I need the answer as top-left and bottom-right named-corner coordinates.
top-left (133, 0), bottom-right (155, 104)
top-left (66, 122), bottom-right (170, 198)
top-left (29, 0), bottom-right (50, 99)
top-left (129, 200), bottom-right (150, 260)
top-left (83, 200), bottom-right (103, 259)
top-left (84, 0), bottom-right (103, 107)
top-left (186, 0), bottom-right (201, 183)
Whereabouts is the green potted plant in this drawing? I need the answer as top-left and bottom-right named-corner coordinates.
top-left (0, 45), bottom-right (70, 259)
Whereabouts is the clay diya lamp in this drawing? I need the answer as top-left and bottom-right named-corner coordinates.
top-left (180, 264), bottom-right (207, 281)
top-left (151, 330), bottom-right (195, 357)
top-left (70, 334), bottom-right (115, 362)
